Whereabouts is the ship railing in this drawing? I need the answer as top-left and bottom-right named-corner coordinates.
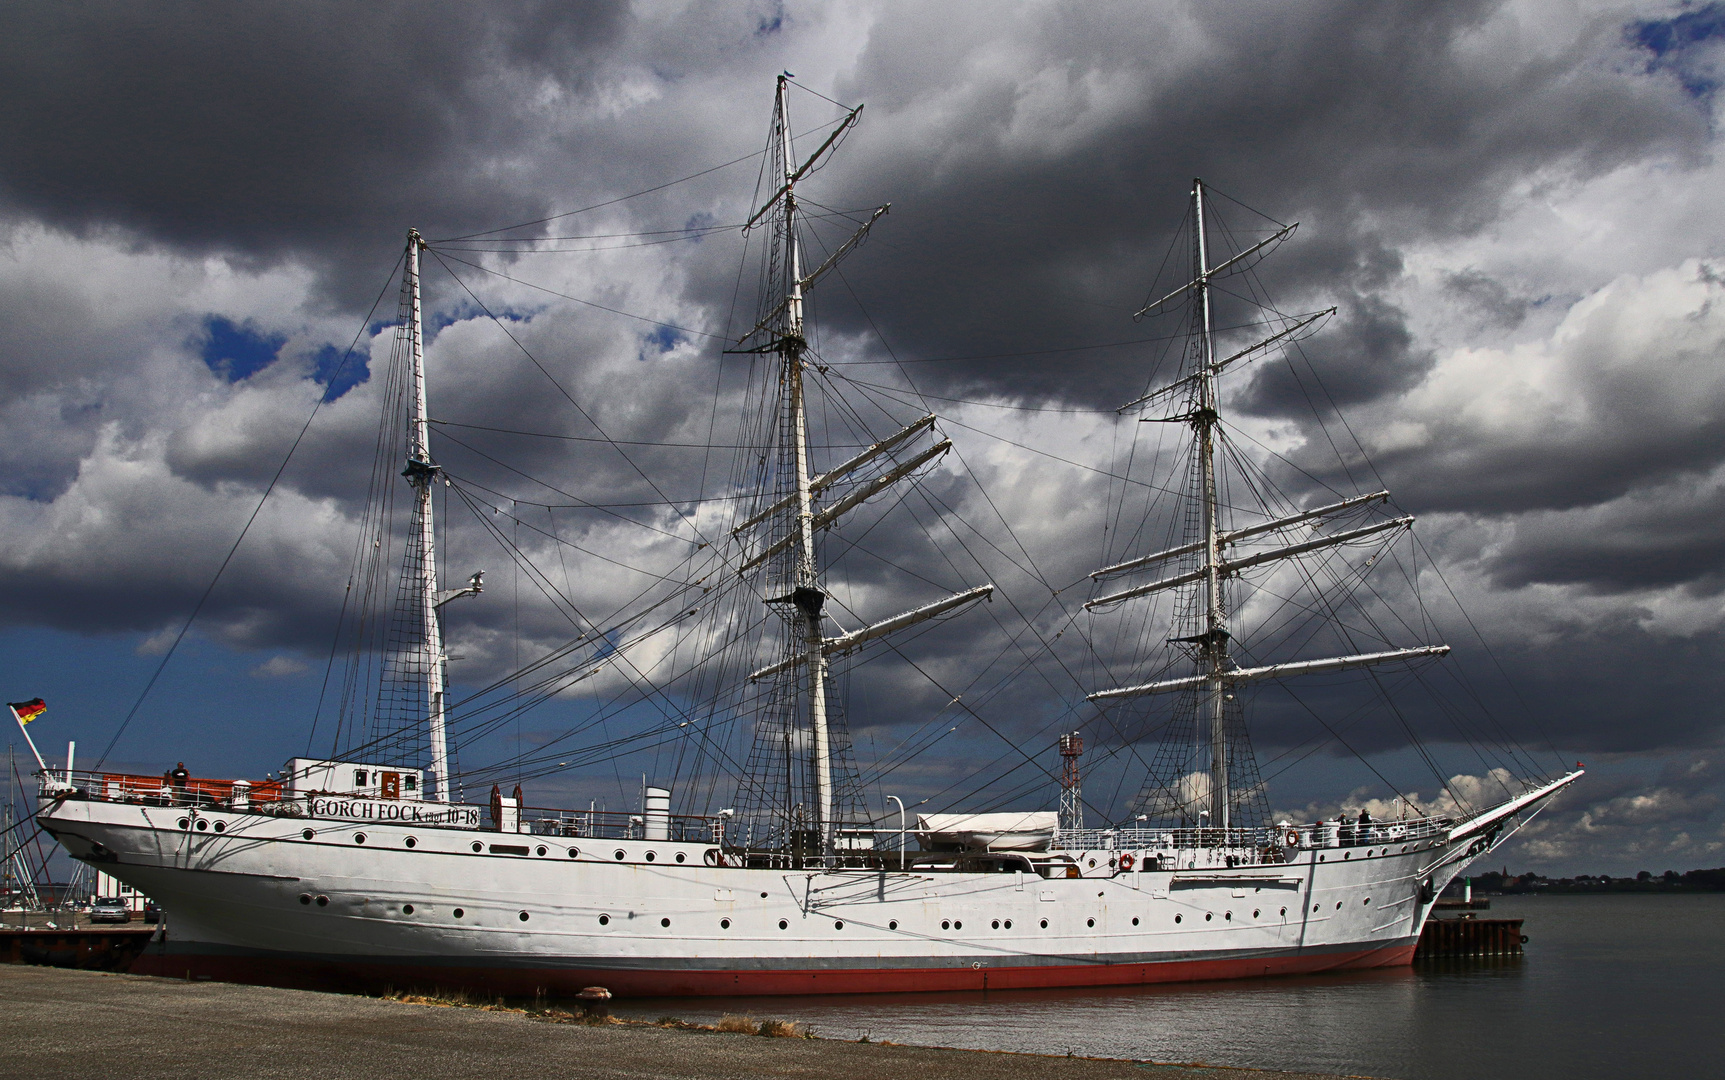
top-left (53, 770), bottom-right (291, 810)
top-left (520, 806), bottom-right (725, 844)
top-left (1055, 816), bottom-right (1454, 858)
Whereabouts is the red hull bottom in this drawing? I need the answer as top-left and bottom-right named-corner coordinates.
top-left (130, 942), bottom-right (1418, 998)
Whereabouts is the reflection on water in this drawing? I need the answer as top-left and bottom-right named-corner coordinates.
top-left (612, 894), bottom-right (1725, 1080)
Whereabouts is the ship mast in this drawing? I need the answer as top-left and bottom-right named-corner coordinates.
top-left (1190, 180), bottom-right (1230, 831)
top-left (402, 230), bottom-right (449, 801)
top-left (772, 75), bottom-right (836, 850)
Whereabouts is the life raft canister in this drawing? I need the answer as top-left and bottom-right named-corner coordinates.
top-left (1117, 852), bottom-right (1135, 872)
top-left (1285, 829), bottom-right (1300, 847)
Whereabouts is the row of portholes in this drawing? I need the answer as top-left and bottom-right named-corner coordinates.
top-left (1312, 898), bottom-right (1371, 912)
top-left (298, 894), bottom-right (535, 924)
top-left (1316, 846), bottom-right (1414, 863)
top-left (611, 849), bottom-right (689, 864)
top-left (295, 827), bottom-right (581, 860)
top-left (177, 818), bottom-right (227, 834)
top-left (1172, 906), bottom-right (1290, 925)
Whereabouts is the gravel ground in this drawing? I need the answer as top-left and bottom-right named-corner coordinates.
top-left (0, 965), bottom-right (1365, 1080)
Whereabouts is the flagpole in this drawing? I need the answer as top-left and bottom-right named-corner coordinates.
top-left (7, 707), bottom-right (47, 775)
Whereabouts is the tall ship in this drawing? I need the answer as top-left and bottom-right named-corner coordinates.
top-left (35, 77), bottom-right (1577, 996)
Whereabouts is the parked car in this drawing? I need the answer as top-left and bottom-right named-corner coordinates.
top-left (88, 897), bottom-right (130, 923)
top-left (142, 902), bottom-right (161, 924)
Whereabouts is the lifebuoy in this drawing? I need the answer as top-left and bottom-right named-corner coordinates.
top-left (1118, 852), bottom-right (1135, 872)
top-left (1285, 829), bottom-right (1300, 847)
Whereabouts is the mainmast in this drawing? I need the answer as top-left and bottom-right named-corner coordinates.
top-left (1190, 180), bottom-right (1231, 831)
top-left (400, 230), bottom-right (451, 800)
top-left (772, 75), bottom-right (837, 850)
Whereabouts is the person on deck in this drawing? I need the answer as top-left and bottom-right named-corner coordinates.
top-left (1357, 808), bottom-right (1373, 844)
top-left (169, 762), bottom-right (189, 805)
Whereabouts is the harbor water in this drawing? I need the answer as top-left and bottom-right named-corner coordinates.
top-left (613, 893), bottom-right (1724, 1080)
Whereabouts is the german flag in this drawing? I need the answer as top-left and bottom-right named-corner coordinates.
top-left (8, 698), bottom-right (45, 725)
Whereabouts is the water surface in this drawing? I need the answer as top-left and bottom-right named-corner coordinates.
top-left (613, 894), bottom-right (1723, 1080)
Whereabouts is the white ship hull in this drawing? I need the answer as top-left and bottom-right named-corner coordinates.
top-left (43, 796), bottom-right (1480, 996)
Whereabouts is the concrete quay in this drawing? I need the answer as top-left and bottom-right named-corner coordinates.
top-left (0, 965), bottom-right (1361, 1080)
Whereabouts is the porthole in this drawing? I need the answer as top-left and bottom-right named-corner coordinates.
top-left (941, 920), bottom-right (951, 930)
top-left (354, 833), bottom-right (366, 844)
top-left (614, 850), bottom-right (626, 861)
top-left (1205, 913), bottom-right (1212, 922)
top-left (453, 908), bottom-right (464, 918)
top-left (1004, 919), bottom-right (1012, 929)
top-left (1335, 901), bottom-right (1343, 910)
top-left (834, 921), bottom-right (844, 930)
top-left (889, 920), bottom-right (899, 930)
top-left (298, 893), bottom-right (312, 905)
top-left (1364, 897), bottom-right (1372, 905)
top-left (720, 918), bottom-right (731, 929)
top-left (991, 920), bottom-right (1000, 929)
top-left (1087, 858), bottom-right (1096, 868)
top-left (519, 911), bottom-right (530, 922)
top-left (1343, 852), bottom-right (1351, 860)
top-left (1401, 845), bottom-right (1410, 853)
top-left (1040, 919), bottom-right (1048, 928)
top-left (661, 917), bottom-right (670, 928)
top-left (1367, 849), bottom-right (1375, 857)
top-left (302, 828), bottom-right (315, 840)
top-left (195, 820), bottom-right (208, 832)
top-left (1253, 909), bottom-right (1260, 918)
top-left (1318, 854), bottom-right (1326, 862)
top-left (646, 851), bottom-right (656, 862)
top-left (598, 914), bottom-right (610, 926)
top-left (779, 919), bottom-right (789, 930)
top-left (567, 848), bottom-right (580, 858)
top-left (1131, 917), bottom-right (1139, 926)
top-left (954, 920), bottom-right (962, 930)
top-left (535, 846), bottom-right (547, 857)
top-left (315, 895), bottom-right (329, 907)
top-left (1225, 911), bottom-right (1232, 921)
top-left (471, 841), bottom-right (483, 853)
top-left (1174, 914), bottom-right (1182, 924)
top-left (676, 852), bottom-right (686, 863)
top-left (760, 892), bottom-right (769, 898)
top-left (1314, 904), bottom-right (1321, 913)
top-left (178, 818), bottom-right (190, 830)
top-left (1280, 907), bottom-right (1287, 917)
top-left (405, 837), bottom-right (417, 849)
top-left (403, 904), bottom-right (415, 915)
top-left (213, 821), bottom-right (226, 833)
top-left (1086, 918), bottom-right (1095, 928)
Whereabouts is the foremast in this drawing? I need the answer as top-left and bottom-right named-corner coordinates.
top-left (1087, 179), bottom-right (1448, 838)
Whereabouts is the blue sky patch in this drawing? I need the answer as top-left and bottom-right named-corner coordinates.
top-left (200, 316), bottom-right (285, 382)
top-left (311, 343), bottom-right (370, 401)
top-left (1631, 2), bottom-right (1725, 98)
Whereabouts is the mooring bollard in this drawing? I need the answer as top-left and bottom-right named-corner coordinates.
top-left (577, 986), bottom-right (612, 1018)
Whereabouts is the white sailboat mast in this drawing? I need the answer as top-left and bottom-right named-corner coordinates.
top-left (402, 230), bottom-right (451, 801)
top-left (774, 76), bottom-right (834, 849)
top-left (1191, 179), bottom-right (1231, 832)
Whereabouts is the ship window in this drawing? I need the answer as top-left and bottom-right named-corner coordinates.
top-left (1364, 897), bottom-right (1371, 905)
top-left (1253, 909), bottom-right (1260, 918)
top-left (354, 770), bottom-right (367, 787)
top-left (1314, 904), bottom-right (1321, 912)
top-left (646, 851), bottom-right (656, 862)
top-left (676, 852), bottom-right (686, 863)
top-left (661, 917), bottom-right (670, 928)
top-left (889, 920), bottom-right (898, 930)
top-left (354, 833), bottom-right (366, 844)
top-left (178, 819), bottom-right (189, 830)
top-left (1004, 920), bottom-right (1012, 929)
top-left (453, 908), bottom-right (464, 918)
top-left (614, 850), bottom-right (626, 860)
top-left (405, 837), bottom-right (417, 848)
top-left (1131, 917), bottom-right (1139, 926)
top-left (471, 842), bottom-right (483, 853)
top-left (568, 848), bottom-right (580, 858)
top-left (991, 920), bottom-right (1000, 929)
top-left (535, 846), bottom-right (547, 857)
top-left (315, 895), bottom-right (329, 907)
top-left (214, 821), bottom-right (226, 833)
top-left (1225, 911), bottom-right (1232, 921)
top-left (404, 776), bottom-right (416, 791)
top-left (1335, 902), bottom-right (1343, 910)
top-left (1205, 913), bottom-right (1212, 922)
top-left (1086, 918), bottom-right (1095, 928)
top-left (1318, 855), bottom-right (1325, 862)
top-left (1280, 907), bottom-right (1287, 917)
top-left (599, 914), bottom-right (609, 925)
top-left (761, 892), bottom-right (768, 898)
top-left (778, 920), bottom-right (788, 930)
top-left (302, 828), bottom-right (315, 840)
top-left (1174, 914), bottom-right (1182, 924)
top-left (941, 920), bottom-right (951, 930)
top-left (834, 921), bottom-right (844, 930)
top-left (1343, 852), bottom-right (1351, 860)
top-left (298, 894), bottom-right (312, 905)
top-left (403, 905), bottom-right (414, 915)
top-left (954, 920), bottom-right (962, 930)
top-left (519, 911), bottom-right (530, 922)
top-left (1040, 919), bottom-right (1048, 929)
top-left (721, 918), bottom-right (731, 929)
top-left (195, 820), bottom-right (208, 832)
